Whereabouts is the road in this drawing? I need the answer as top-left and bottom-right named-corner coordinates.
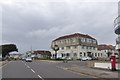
top-left (2, 60), bottom-right (95, 80)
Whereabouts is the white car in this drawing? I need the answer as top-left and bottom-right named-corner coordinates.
top-left (61, 57), bottom-right (72, 60)
top-left (25, 57), bottom-right (32, 62)
top-left (80, 57), bottom-right (92, 61)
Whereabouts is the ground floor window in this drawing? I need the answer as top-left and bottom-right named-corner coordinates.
top-left (66, 53), bottom-right (70, 57)
top-left (61, 53), bottom-right (64, 57)
top-left (84, 52), bottom-right (86, 56)
top-left (74, 53), bottom-right (77, 57)
top-left (80, 52), bottom-right (82, 57)
top-left (95, 53), bottom-right (97, 57)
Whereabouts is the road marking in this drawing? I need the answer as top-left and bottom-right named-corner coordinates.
top-left (37, 75), bottom-right (42, 78)
top-left (31, 69), bottom-right (35, 73)
top-left (24, 63), bottom-right (27, 66)
top-left (22, 61), bottom-right (44, 80)
top-left (27, 66), bottom-right (30, 68)
top-left (38, 75), bottom-right (44, 80)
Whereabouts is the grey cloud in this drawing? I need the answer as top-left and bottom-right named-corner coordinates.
top-left (2, 0), bottom-right (118, 53)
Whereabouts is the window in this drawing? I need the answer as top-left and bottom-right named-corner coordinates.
top-left (74, 53), bottom-right (77, 56)
top-left (82, 46), bottom-right (85, 49)
top-left (98, 53), bottom-right (99, 56)
top-left (73, 45), bottom-right (77, 49)
top-left (61, 47), bottom-right (64, 50)
top-left (70, 38), bottom-right (73, 43)
top-left (84, 52), bottom-right (86, 56)
top-left (73, 38), bottom-right (76, 42)
top-left (81, 38), bottom-right (85, 42)
top-left (66, 46), bottom-right (70, 49)
top-left (64, 40), bottom-right (66, 43)
top-left (101, 53), bottom-right (102, 56)
top-left (93, 40), bottom-right (97, 44)
top-left (95, 53), bottom-right (97, 56)
top-left (89, 47), bottom-right (92, 49)
top-left (80, 52), bottom-right (82, 57)
top-left (61, 53), bottom-right (64, 57)
top-left (93, 47), bottom-right (95, 50)
top-left (66, 53), bottom-right (70, 57)
top-left (86, 46), bottom-right (88, 49)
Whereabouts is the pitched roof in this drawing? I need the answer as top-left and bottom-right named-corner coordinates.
top-left (53, 33), bottom-right (96, 41)
top-left (98, 44), bottom-right (115, 50)
top-left (32, 50), bottom-right (51, 56)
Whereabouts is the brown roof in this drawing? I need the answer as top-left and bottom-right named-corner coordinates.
top-left (98, 44), bottom-right (115, 50)
top-left (53, 33), bottom-right (96, 41)
top-left (32, 50), bottom-right (51, 56)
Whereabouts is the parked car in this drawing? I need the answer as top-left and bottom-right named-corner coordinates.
top-left (61, 57), bottom-right (72, 60)
top-left (90, 56), bottom-right (98, 60)
top-left (80, 56), bottom-right (92, 61)
top-left (25, 57), bottom-right (32, 62)
top-left (21, 57), bottom-right (26, 61)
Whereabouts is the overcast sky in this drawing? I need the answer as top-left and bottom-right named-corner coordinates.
top-left (0, 0), bottom-right (119, 53)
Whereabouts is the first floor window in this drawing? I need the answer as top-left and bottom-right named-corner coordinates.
top-left (95, 53), bottom-right (97, 56)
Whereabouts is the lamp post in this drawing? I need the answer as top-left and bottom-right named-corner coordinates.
top-left (52, 45), bottom-right (59, 60)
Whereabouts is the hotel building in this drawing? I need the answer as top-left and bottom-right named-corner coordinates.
top-left (51, 33), bottom-right (99, 60)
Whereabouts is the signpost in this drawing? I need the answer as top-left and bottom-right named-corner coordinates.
top-left (52, 45), bottom-right (59, 59)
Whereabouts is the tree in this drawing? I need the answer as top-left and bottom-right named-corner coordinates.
top-left (0, 44), bottom-right (18, 58)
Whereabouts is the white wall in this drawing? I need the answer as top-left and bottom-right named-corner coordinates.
top-left (94, 63), bottom-right (120, 70)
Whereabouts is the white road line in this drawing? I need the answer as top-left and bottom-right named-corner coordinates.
top-left (22, 61), bottom-right (44, 79)
top-left (38, 75), bottom-right (44, 80)
top-left (24, 63), bottom-right (27, 66)
top-left (27, 66), bottom-right (30, 68)
top-left (31, 69), bottom-right (35, 73)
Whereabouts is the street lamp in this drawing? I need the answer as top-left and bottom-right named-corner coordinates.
top-left (52, 45), bottom-right (59, 59)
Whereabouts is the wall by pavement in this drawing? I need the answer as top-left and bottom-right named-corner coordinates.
top-left (94, 63), bottom-right (120, 70)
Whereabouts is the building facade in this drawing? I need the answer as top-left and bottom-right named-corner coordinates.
top-left (31, 50), bottom-right (51, 60)
top-left (114, 2), bottom-right (120, 56)
top-left (97, 45), bottom-right (117, 59)
top-left (51, 33), bottom-right (99, 60)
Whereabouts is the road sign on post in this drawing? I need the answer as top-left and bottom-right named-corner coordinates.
top-left (52, 45), bottom-right (59, 59)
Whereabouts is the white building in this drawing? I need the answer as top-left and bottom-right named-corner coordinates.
top-left (97, 44), bottom-right (118, 59)
top-left (51, 33), bottom-right (99, 60)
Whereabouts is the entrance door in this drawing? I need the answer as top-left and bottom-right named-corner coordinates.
top-left (87, 52), bottom-right (92, 57)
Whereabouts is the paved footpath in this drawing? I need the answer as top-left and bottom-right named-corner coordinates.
top-left (66, 66), bottom-right (118, 78)
top-left (0, 61), bottom-right (8, 67)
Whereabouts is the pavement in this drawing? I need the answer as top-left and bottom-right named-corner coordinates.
top-left (37, 60), bottom-right (119, 78)
top-left (0, 61), bottom-right (8, 67)
top-left (61, 64), bottom-right (118, 78)
top-left (44, 60), bottom-right (118, 79)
